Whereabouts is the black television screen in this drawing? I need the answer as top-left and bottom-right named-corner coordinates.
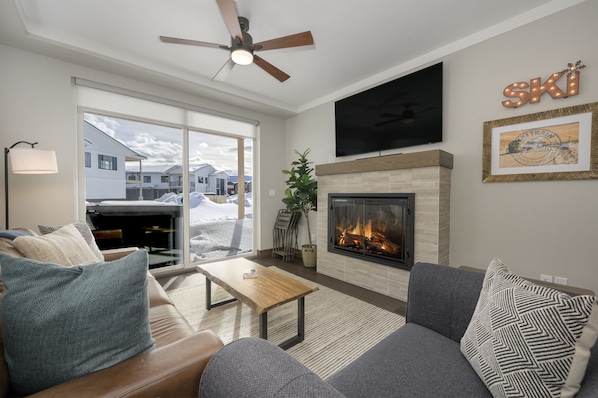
top-left (335, 62), bottom-right (443, 157)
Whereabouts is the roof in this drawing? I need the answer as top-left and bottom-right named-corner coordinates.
top-left (84, 120), bottom-right (147, 161)
top-left (228, 176), bottom-right (252, 183)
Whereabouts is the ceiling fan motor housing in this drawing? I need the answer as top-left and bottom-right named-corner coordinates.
top-left (233, 17), bottom-right (255, 53)
top-left (238, 17), bottom-right (249, 32)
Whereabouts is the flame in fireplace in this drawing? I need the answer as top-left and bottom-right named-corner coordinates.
top-left (337, 216), bottom-right (394, 253)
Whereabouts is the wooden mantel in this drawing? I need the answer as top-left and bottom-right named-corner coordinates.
top-left (316, 149), bottom-right (453, 176)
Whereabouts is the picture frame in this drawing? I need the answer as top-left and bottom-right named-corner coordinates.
top-left (482, 102), bottom-right (598, 182)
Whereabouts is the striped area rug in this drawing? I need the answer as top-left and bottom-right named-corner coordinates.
top-left (167, 268), bottom-right (405, 379)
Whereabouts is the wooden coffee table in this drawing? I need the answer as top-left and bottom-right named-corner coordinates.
top-left (196, 258), bottom-right (319, 349)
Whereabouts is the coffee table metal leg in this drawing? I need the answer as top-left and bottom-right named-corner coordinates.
top-left (298, 296), bottom-right (305, 340)
top-left (277, 297), bottom-right (305, 350)
top-left (260, 312), bottom-right (268, 340)
top-left (205, 278), bottom-right (212, 311)
top-left (204, 278), bottom-right (238, 310)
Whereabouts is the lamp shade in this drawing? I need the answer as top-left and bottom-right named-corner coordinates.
top-left (231, 48), bottom-right (253, 65)
top-left (9, 148), bottom-right (58, 174)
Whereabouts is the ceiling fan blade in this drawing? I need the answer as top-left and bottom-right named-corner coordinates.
top-left (254, 31), bottom-right (314, 51)
top-left (160, 36), bottom-right (227, 49)
top-left (253, 55), bottom-right (290, 82)
top-left (375, 118), bottom-right (402, 127)
top-left (213, 59), bottom-right (236, 81)
top-left (417, 106), bottom-right (438, 114)
top-left (216, 0), bottom-right (243, 41)
top-left (380, 112), bottom-right (401, 118)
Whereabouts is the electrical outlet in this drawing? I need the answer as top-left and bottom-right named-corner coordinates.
top-left (554, 276), bottom-right (568, 285)
top-left (540, 274), bottom-right (553, 283)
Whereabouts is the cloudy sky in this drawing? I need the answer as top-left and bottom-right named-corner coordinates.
top-left (84, 113), bottom-right (252, 174)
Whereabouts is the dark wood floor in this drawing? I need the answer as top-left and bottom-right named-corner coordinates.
top-left (159, 255), bottom-right (406, 316)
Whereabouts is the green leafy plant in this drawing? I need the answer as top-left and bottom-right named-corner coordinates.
top-left (282, 148), bottom-right (318, 247)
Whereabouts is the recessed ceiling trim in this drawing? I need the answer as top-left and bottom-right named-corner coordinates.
top-left (298, 0), bottom-right (586, 113)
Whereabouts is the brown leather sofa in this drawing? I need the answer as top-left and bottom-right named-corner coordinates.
top-left (0, 229), bottom-right (224, 397)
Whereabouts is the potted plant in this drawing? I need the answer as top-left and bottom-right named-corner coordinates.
top-left (282, 148), bottom-right (318, 267)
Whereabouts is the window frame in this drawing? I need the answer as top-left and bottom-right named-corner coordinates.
top-left (98, 154), bottom-right (117, 170)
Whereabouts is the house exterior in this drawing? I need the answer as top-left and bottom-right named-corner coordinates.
top-left (192, 164), bottom-right (216, 194)
top-left (125, 166), bottom-right (171, 200)
top-left (125, 164), bottom-right (233, 199)
top-left (84, 121), bottom-right (147, 201)
top-left (228, 175), bottom-right (253, 195)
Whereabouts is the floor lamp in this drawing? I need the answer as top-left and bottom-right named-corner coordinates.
top-left (4, 141), bottom-right (58, 230)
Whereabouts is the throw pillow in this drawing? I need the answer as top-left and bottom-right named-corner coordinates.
top-left (12, 224), bottom-right (99, 266)
top-left (0, 249), bottom-right (154, 395)
top-left (460, 258), bottom-right (598, 398)
top-left (0, 230), bottom-right (32, 239)
top-left (38, 221), bottom-right (104, 261)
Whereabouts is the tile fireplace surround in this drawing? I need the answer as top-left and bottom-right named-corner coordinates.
top-left (315, 150), bottom-right (453, 302)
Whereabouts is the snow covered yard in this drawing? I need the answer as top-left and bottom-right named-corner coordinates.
top-left (156, 192), bottom-right (253, 261)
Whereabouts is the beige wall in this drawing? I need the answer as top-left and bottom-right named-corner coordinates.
top-left (0, 44), bottom-right (287, 252)
top-left (285, 1), bottom-right (598, 291)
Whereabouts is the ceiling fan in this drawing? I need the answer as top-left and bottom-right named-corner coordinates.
top-left (159, 0), bottom-right (314, 82)
top-left (376, 103), bottom-right (437, 126)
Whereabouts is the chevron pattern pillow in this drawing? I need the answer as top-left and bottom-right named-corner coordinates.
top-left (461, 258), bottom-right (598, 398)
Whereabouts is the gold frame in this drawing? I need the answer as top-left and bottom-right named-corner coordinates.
top-left (482, 102), bottom-right (598, 182)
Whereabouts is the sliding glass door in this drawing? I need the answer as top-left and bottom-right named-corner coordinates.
top-left (83, 112), bottom-right (253, 271)
top-left (187, 131), bottom-right (253, 262)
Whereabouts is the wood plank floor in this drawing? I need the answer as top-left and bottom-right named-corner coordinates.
top-left (158, 255), bottom-right (406, 317)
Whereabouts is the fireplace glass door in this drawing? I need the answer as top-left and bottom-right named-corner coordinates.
top-left (328, 193), bottom-right (414, 270)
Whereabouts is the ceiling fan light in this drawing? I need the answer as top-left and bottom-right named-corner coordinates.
top-left (231, 48), bottom-right (253, 65)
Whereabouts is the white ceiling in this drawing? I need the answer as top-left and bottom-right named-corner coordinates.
top-left (0, 0), bottom-right (585, 117)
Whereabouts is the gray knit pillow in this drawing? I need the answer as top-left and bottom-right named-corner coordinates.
top-left (38, 221), bottom-right (104, 261)
top-left (0, 250), bottom-right (154, 395)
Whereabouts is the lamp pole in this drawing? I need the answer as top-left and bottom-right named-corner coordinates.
top-left (4, 146), bottom-right (9, 230)
top-left (4, 141), bottom-right (39, 229)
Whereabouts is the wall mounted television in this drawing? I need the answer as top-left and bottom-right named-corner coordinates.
top-left (335, 62), bottom-right (443, 157)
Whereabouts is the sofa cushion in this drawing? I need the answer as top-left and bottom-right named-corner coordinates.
top-left (38, 221), bottom-right (104, 261)
top-left (11, 224), bottom-right (99, 266)
top-left (0, 249), bottom-right (155, 395)
top-left (460, 258), bottom-right (598, 398)
top-left (327, 323), bottom-right (491, 397)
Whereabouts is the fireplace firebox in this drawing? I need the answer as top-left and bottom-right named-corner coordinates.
top-left (328, 193), bottom-right (415, 270)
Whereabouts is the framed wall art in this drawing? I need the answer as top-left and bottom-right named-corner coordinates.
top-left (482, 102), bottom-right (598, 182)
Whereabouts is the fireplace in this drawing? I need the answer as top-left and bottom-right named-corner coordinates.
top-left (328, 193), bottom-right (415, 271)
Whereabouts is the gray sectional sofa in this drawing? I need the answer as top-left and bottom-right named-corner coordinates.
top-left (199, 262), bottom-right (598, 397)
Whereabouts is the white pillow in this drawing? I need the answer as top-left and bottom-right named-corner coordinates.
top-left (461, 258), bottom-right (598, 398)
top-left (12, 224), bottom-right (99, 266)
top-left (38, 221), bottom-right (104, 261)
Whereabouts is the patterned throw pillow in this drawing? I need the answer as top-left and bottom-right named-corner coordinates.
top-left (38, 221), bottom-right (104, 261)
top-left (13, 224), bottom-right (99, 266)
top-left (0, 249), bottom-right (154, 395)
top-left (460, 258), bottom-right (598, 398)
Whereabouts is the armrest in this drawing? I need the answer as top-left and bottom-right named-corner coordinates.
top-left (101, 247), bottom-right (139, 262)
top-left (459, 265), bottom-right (595, 296)
top-left (199, 337), bottom-right (345, 398)
top-left (29, 330), bottom-right (223, 398)
top-left (406, 262), bottom-right (485, 343)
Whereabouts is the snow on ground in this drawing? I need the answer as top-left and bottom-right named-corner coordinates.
top-left (158, 192), bottom-right (253, 259)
